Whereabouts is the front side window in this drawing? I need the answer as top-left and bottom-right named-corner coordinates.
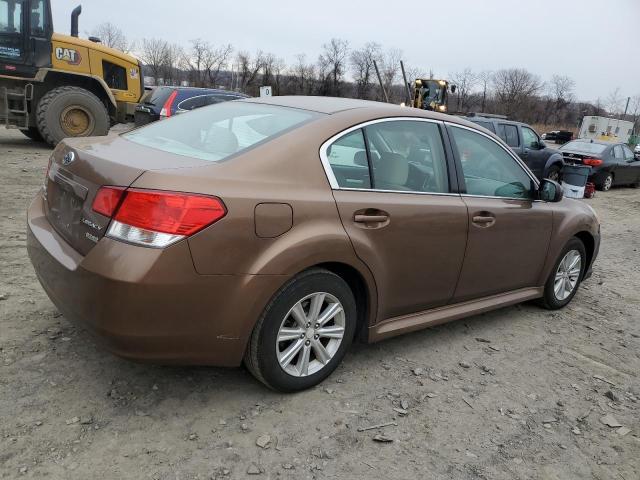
top-left (364, 120), bottom-right (449, 193)
top-left (326, 129), bottom-right (370, 189)
top-left (125, 102), bottom-right (319, 162)
top-left (521, 126), bottom-right (540, 149)
top-left (450, 126), bottom-right (534, 199)
top-left (103, 61), bottom-right (127, 90)
top-left (0, 0), bottom-right (22, 34)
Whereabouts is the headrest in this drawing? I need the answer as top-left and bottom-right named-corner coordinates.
top-left (377, 152), bottom-right (409, 187)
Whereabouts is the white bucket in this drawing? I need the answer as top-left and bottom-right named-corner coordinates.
top-left (561, 182), bottom-right (585, 198)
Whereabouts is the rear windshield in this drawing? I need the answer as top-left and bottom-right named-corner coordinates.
top-left (144, 87), bottom-right (174, 106)
top-left (560, 141), bottom-right (607, 155)
top-left (124, 102), bottom-right (319, 162)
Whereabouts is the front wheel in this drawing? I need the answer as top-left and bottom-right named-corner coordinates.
top-left (539, 238), bottom-right (586, 310)
top-left (244, 269), bottom-right (357, 392)
top-left (546, 165), bottom-right (562, 183)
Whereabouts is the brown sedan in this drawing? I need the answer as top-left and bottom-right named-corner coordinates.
top-left (27, 96), bottom-right (600, 391)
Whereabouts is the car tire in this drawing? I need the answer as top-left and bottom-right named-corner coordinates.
top-left (539, 237), bottom-right (586, 310)
top-left (598, 173), bottom-right (613, 191)
top-left (546, 165), bottom-right (562, 183)
top-left (36, 86), bottom-right (110, 146)
top-left (244, 268), bottom-right (357, 392)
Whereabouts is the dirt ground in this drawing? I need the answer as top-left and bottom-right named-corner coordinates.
top-left (1, 126), bottom-right (639, 480)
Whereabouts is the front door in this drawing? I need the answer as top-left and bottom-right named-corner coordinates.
top-left (447, 123), bottom-right (553, 302)
top-left (521, 125), bottom-right (548, 179)
top-left (323, 118), bottom-right (468, 321)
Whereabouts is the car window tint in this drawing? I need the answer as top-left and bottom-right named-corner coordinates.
top-left (124, 102), bottom-right (319, 162)
top-left (364, 120), bottom-right (448, 193)
top-left (613, 145), bottom-right (624, 159)
top-left (450, 126), bottom-right (533, 199)
top-left (177, 95), bottom-right (209, 111)
top-left (326, 129), bottom-right (371, 189)
top-left (521, 127), bottom-right (539, 148)
top-left (501, 124), bottom-right (520, 147)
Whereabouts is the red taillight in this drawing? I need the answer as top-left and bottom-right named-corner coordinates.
top-left (114, 189), bottom-right (226, 236)
top-left (583, 157), bottom-right (603, 166)
top-left (160, 89), bottom-right (178, 118)
top-left (92, 186), bottom-right (226, 247)
top-left (92, 186), bottom-right (126, 217)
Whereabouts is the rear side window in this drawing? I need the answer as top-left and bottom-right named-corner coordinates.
top-left (324, 120), bottom-right (449, 194)
top-left (613, 145), bottom-right (624, 159)
top-left (144, 87), bottom-right (174, 106)
top-left (498, 124), bottom-right (520, 147)
top-left (473, 121), bottom-right (495, 133)
top-left (103, 61), bottom-right (127, 90)
top-left (124, 102), bottom-right (319, 162)
top-left (326, 129), bottom-right (371, 189)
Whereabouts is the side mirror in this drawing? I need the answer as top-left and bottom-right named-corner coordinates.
top-left (539, 179), bottom-right (563, 202)
top-left (534, 140), bottom-right (545, 150)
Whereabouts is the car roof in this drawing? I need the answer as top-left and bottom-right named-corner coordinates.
top-left (565, 139), bottom-right (619, 146)
top-left (466, 116), bottom-right (527, 127)
top-left (156, 85), bottom-right (248, 96)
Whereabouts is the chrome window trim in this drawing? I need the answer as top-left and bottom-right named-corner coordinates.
top-left (319, 117), bottom-right (446, 192)
top-left (445, 121), bottom-right (540, 188)
top-left (335, 187), bottom-right (460, 198)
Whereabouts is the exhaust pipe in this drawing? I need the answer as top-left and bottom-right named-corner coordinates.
top-left (70, 5), bottom-right (82, 37)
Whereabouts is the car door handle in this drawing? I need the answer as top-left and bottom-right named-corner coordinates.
top-left (354, 214), bottom-right (389, 223)
top-left (472, 215), bottom-right (496, 227)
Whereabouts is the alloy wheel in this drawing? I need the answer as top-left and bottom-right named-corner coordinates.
top-left (603, 175), bottom-right (613, 191)
top-left (276, 292), bottom-right (345, 377)
top-left (553, 249), bottom-right (581, 301)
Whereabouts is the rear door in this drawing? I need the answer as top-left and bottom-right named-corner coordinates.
top-left (323, 118), bottom-right (468, 321)
top-left (621, 145), bottom-right (640, 184)
top-left (447, 123), bottom-right (553, 302)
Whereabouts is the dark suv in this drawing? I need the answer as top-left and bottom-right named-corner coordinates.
top-left (467, 116), bottom-right (564, 181)
top-left (134, 87), bottom-right (248, 126)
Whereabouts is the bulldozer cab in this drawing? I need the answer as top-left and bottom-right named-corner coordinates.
top-left (0, 0), bottom-right (53, 77)
top-left (413, 79), bottom-right (454, 113)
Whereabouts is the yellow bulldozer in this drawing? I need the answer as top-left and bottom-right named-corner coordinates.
top-left (0, 1), bottom-right (143, 145)
top-left (411, 78), bottom-right (456, 113)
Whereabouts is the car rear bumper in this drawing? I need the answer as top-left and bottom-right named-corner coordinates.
top-left (27, 192), bottom-right (287, 366)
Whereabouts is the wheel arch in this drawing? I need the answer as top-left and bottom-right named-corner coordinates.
top-left (574, 230), bottom-right (595, 276)
top-left (34, 70), bottom-right (117, 119)
top-left (543, 153), bottom-right (564, 176)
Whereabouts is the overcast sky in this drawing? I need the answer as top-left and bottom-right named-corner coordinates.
top-left (52, 0), bottom-right (639, 104)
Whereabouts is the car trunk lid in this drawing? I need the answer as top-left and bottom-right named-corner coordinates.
top-left (44, 135), bottom-right (212, 256)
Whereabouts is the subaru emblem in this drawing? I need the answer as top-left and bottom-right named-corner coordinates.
top-left (63, 151), bottom-right (75, 165)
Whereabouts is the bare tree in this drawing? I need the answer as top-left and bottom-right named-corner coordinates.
top-left (138, 38), bottom-right (168, 85)
top-left (318, 38), bottom-right (349, 96)
top-left (378, 48), bottom-right (402, 102)
top-left (163, 43), bottom-right (184, 86)
top-left (477, 70), bottom-right (493, 113)
top-left (236, 50), bottom-right (264, 93)
top-left (182, 39), bottom-right (210, 87)
top-left (350, 42), bottom-right (380, 99)
top-left (492, 68), bottom-right (543, 117)
top-left (606, 87), bottom-right (624, 115)
top-left (91, 22), bottom-right (131, 52)
top-left (547, 74), bottom-right (575, 124)
top-left (450, 68), bottom-right (477, 112)
top-left (203, 43), bottom-right (233, 87)
top-left (290, 54), bottom-right (315, 94)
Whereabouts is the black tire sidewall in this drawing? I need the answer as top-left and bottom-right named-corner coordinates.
top-left (255, 272), bottom-right (357, 392)
top-left (37, 87), bottom-right (110, 145)
top-left (543, 238), bottom-right (586, 309)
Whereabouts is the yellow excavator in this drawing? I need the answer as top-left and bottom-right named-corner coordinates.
top-left (0, 1), bottom-right (143, 145)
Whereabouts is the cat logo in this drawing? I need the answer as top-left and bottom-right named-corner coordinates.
top-left (55, 47), bottom-right (82, 66)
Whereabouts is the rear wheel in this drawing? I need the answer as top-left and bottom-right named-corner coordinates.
top-left (598, 173), bottom-right (613, 191)
top-left (36, 86), bottom-right (110, 146)
top-left (20, 127), bottom-right (44, 142)
top-left (245, 269), bottom-right (357, 392)
top-left (539, 237), bottom-right (586, 310)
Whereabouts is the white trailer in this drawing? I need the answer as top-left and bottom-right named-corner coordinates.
top-left (578, 116), bottom-right (634, 143)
